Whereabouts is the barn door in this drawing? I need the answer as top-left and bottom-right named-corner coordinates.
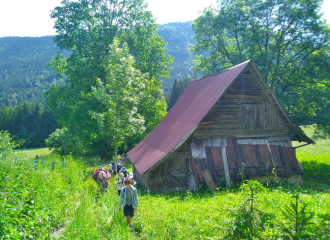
top-left (169, 156), bottom-right (190, 190)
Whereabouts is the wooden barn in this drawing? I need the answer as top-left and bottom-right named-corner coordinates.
top-left (127, 60), bottom-right (314, 192)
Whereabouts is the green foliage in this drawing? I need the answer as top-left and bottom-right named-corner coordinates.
top-left (0, 151), bottom-right (132, 239)
top-left (192, 0), bottom-right (330, 134)
top-left (0, 131), bottom-right (18, 158)
top-left (0, 154), bottom-right (84, 238)
top-left (167, 75), bottom-right (191, 111)
top-left (46, 0), bottom-right (172, 157)
top-left (90, 39), bottom-right (149, 158)
top-left (2, 132), bottom-right (330, 239)
top-left (45, 127), bottom-right (83, 156)
top-left (278, 191), bottom-right (314, 239)
top-left (0, 101), bottom-right (58, 148)
top-left (241, 180), bottom-right (265, 212)
top-left (225, 180), bottom-right (267, 239)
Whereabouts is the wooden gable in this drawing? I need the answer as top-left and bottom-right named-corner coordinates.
top-left (193, 63), bottom-right (308, 142)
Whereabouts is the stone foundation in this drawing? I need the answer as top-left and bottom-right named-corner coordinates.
top-left (253, 174), bottom-right (303, 186)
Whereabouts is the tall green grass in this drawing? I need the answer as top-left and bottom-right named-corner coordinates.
top-left (292, 126), bottom-right (330, 192)
top-left (0, 152), bottom-right (133, 239)
top-left (2, 125), bottom-right (330, 239)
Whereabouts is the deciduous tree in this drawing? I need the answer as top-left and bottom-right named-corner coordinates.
top-left (192, 0), bottom-right (330, 133)
top-left (46, 0), bottom-right (173, 156)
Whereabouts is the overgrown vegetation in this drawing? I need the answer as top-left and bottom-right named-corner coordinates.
top-left (0, 145), bottom-right (131, 239)
top-left (1, 128), bottom-right (330, 239)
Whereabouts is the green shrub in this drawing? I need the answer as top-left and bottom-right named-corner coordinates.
top-left (45, 127), bottom-right (83, 156)
top-left (0, 131), bottom-right (18, 158)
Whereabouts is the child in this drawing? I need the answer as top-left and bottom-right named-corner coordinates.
top-left (121, 167), bottom-right (129, 178)
top-left (113, 173), bottom-right (125, 196)
top-left (128, 172), bottom-right (135, 185)
top-left (118, 177), bottom-right (138, 229)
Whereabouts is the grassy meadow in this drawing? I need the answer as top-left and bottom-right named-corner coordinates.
top-left (0, 126), bottom-right (329, 239)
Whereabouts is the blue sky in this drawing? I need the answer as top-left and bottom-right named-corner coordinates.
top-left (0, 0), bottom-right (329, 37)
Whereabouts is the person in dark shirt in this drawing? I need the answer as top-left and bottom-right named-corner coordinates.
top-left (121, 167), bottom-right (129, 178)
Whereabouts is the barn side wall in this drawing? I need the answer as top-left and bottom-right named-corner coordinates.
top-left (134, 137), bottom-right (196, 192)
top-left (190, 137), bottom-right (304, 188)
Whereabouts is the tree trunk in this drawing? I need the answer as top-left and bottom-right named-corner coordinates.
top-left (114, 105), bottom-right (118, 161)
top-left (115, 141), bottom-right (117, 162)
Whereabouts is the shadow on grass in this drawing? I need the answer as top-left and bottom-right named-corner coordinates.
top-left (302, 160), bottom-right (330, 183)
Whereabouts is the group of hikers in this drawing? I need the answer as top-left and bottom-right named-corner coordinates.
top-left (93, 153), bottom-right (138, 230)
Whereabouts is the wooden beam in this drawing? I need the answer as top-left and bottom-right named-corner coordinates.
top-left (266, 142), bottom-right (277, 170)
top-left (201, 169), bottom-right (217, 192)
top-left (221, 145), bottom-right (231, 189)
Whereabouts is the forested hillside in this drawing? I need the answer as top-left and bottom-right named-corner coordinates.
top-left (157, 22), bottom-right (195, 93)
top-left (0, 101), bottom-right (58, 147)
top-left (0, 22), bottom-right (193, 107)
top-left (0, 36), bottom-right (68, 107)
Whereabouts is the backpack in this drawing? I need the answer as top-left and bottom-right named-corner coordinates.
top-left (117, 177), bottom-right (125, 190)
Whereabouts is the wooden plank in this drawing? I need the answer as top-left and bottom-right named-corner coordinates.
top-left (237, 144), bottom-right (246, 165)
top-left (269, 145), bottom-right (279, 167)
top-left (226, 147), bottom-right (236, 169)
top-left (199, 158), bottom-right (208, 171)
top-left (249, 167), bottom-right (257, 176)
top-left (226, 137), bottom-right (237, 162)
top-left (190, 154), bottom-right (200, 184)
top-left (212, 170), bottom-right (221, 182)
top-left (221, 145), bottom-right (231, 189)
top-left (201, 169), bottom-right (217, 192)
top-left (269, 136), bottom-right (291, 142)
top-left (278, 146), bottom-right (288, 168)
top-left (245, 145), bottom-right (255, 167)
top-left (210, 147), bottom-right (224, 173)
top-left (205, 147), bottom-right (215, 170)
top-left (250, 145), bottom-right (260, 167)
top-left (226, 137), bottom-right (240, 181)
top-left (233, 138), bottom-right (244, 172)
top-left (281, 147), bottom-right (293, 174)
top-left (236, 132), bottom-right (290, 138)
top-left (266, 142), bottom-right (277, 170)
top-left (254, 145), bottom-right (264, 167)
top-left (258, 145), bottom-right (272, 174)
top-left (242, 145), bottom-right (253, 167)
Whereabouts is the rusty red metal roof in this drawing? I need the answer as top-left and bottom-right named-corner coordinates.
top-left (128, 60), bottom-right (251, 175)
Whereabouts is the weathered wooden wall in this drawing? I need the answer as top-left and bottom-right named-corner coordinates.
top-left (134, 138), bottom-right (196, 192)
top-left (190, 137), bottom-right (303, 187)
top-left (194, 67), bottom-right (290, 139)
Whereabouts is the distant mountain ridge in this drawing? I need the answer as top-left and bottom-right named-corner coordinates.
top-left (0, 22), bottom-right (194, 107)
top-left (0, 36), bottom-right (64, 106)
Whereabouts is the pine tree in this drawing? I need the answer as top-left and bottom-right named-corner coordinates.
top-left (168, 79), bottom-right (180, 111)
